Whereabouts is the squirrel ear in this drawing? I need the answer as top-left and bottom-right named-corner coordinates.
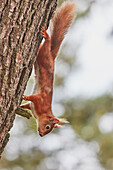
top-left (52, 118), bottom-right (60, 124)
top-left (54, 124), bottom-right (63, 128)
top-left (53, 117), bottom-right (69, 124)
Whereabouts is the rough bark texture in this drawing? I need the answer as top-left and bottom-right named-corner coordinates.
top-left (0, 0), bottom-right (57, 157)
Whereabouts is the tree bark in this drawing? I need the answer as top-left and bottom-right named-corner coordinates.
top-left (0, 0), bottom-right (57, 157)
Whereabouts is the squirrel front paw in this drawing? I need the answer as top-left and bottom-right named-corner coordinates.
top-left (22, 95), bottom-right (28, 101)
top-left (40, 25), bottom-right (49, 39)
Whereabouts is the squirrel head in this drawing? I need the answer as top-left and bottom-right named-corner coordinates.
top-left (37, 114), bottom-right (69, 137)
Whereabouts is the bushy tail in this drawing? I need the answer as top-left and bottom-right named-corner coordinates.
top-left (50, 1), bottom-right (76, 59)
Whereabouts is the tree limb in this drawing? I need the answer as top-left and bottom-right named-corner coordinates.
top-left (15, 107), bottom-right (32, 119)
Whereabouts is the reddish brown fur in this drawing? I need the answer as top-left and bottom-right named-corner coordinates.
top-left (21, 2), bottom-right (76, 137)
top-left (50, 1), bottom-right (76, 59)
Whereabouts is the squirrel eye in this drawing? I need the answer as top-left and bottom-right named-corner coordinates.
top-left (46, 125), bottom-right (50, 130)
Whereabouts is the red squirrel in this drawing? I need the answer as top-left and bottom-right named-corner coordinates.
top-left (21, 2), bottom-right (76, 137)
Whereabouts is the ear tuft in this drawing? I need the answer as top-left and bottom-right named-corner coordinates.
top-left (52, 117), bottom-right (69, 124)
top-left (57, 118), bottom-right (69, 124)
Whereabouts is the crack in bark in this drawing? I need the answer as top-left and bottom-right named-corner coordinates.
top-left (0, 0), bottom-right (8, 21)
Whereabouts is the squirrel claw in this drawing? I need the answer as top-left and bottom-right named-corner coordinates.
top-left (40, 25), bottom-right (48, 39)
top-left (41, 25), bottom-right (47, 31)
top-left (41, 26), bottom-right (45, 32)
top-left (41, 26), bottom-right (44, 31)
top-left (40, 32), bottom-right (46, 39)
top-left (44, 25), bottom-right (47, 30)
top-left (22, 95), bottom-right (27, 100)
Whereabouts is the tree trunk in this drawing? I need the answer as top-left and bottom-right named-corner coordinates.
top-left (0, 0), bottom-right (57, 157)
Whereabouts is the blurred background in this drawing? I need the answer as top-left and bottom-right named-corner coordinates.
top-left (1, 0), bottom-right (113, 169)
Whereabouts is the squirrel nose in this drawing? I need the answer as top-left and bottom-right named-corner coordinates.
top-left (38, 131), bottom-right (44, 137)
top-left (39, 133), bottom-right (44, 137)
